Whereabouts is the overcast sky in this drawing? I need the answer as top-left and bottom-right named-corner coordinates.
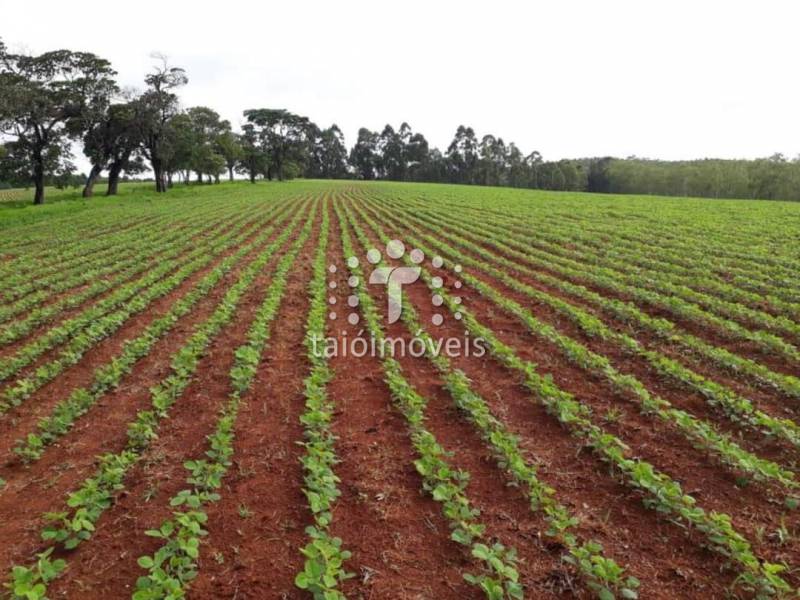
top-left (3, 0), bottom-right (799, 164)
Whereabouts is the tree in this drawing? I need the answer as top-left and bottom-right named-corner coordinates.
top-left (405, 131), bottom-right (429, 180)
top-left (138, 56), bottom-right (187, 192)
top-left (242, 109), bottom-right (312, 181)
top-left (82, 100), bottom-right (145, 197)
top-left (525, 151), bottom-right (543, 188)
top-left (377, 124), bottom-right (406, 180)
top-left (349, 127), bottom-right (379, 180)
top-left (306, 124), bottom-right (348, 179)
top-left (237, 123), bottom-right (267, 183)
top-left (216, 130), bottom-right (243, 182)
top-left (184, 106), bottom-right (227, 183)
top-left (587, 157), bottom-right (612, 193)
top-left (0, 39), bottom-right (117, 204)
top-left (446, 125), bottom-right (479, 184)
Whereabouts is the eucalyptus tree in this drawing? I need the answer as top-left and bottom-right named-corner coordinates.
top-left (349, 127), bottom-right (379, 180)
top-left (446, 125), bottom-right (479, 184)
top-left (306, 124), bottom-right (348, 179)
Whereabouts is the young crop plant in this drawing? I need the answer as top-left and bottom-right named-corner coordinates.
top-left (294, 201), bottom-right (354, 599)
top-left (335, 203), bottom-right (524, 600)
top-left (353, 194), bottom-right (792, 598)
top-left (0, 205), bottom-right (254, 346)
top-left (360, 201), bottom-right (798, 492)
top-left (12, 201), bottom-right (295, 463)
top-left (365, 197), bottom-right (800, 448)
top-left (343, 204), bottom-right (640, 599)
top-left (3, 202), bottom-right (312, 598)
top-left (381, 195), bottom-right (800, 401)
top-left (0, 213), bottom-right (267, 407)
top-left (134, 203), bottom-right (317, 599)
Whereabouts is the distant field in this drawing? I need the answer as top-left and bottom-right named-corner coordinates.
top-left (0, 180), bottom-right (798, 599)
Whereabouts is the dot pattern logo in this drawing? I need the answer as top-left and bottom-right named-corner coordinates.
top-left (329, 239), bottom-right (463, 326)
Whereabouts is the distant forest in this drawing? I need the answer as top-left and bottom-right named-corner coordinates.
top-left (1, 39), bottom-right (798, 203)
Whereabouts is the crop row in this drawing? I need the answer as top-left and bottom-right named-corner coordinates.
top-left (133, 202), bottom-right (317, 598)
top-left (0, 210), bottom-right (277, 411)
top-left (294, 200), bottom-right (354, 598)
top-left (375, 199), bottom-right (800, 451)
top-left (356, 199), bottom-right (800, 485)
top-left (423, 195), bottom-right (800, 307)
top-left (342, 203), bottom-right (640, 599)
top-left (4, 201), bottom-right (311, 600)
top-left (336, 202), bottom-right (525, 599)
top-left (380, 194), bottom-right (800, 364)
top-left (370, 193), bottom-right (800, 402)
top-left (354, 193), bottom-right (791, 597)
top-left (0, 207), bottom-right (255, 345)
top-left (11, 200), bottom-right (297, 463)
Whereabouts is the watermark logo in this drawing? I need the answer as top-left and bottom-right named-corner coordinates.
top-left (317, 239), bottom-right (483, 359)
top-left (367, 239), bottom-right (421, 324)
top-left (328, 239), bottom-right (464, 327)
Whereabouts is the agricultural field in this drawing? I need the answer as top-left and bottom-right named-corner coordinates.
top-left (0, 179), bottom-right (799, 599)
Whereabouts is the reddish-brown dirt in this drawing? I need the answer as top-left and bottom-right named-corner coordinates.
top-left (357, 196), bottom-right (800, 584)
top-left (323, 198), bottom-right (480, 599)
top-left (2, 184), bottom-right (799, 599)
top-left (0, 205), bottom-right (291, 477)
top-left (347, 196), bottom-right (746, 598)
top-left (0, 204), bottom-right (296, 512)
top-left (0, 210), bottom-right (262, 383)
top-left (376, 197), bottom-right (800, 380)
top-left (346, 216), bottom-right (576, 598)
top-left (0, 203), bottom-right (308, 594)
top-left (42, 205), bottom-right (313, 599)
top-left (364, 196), bottom-right (800, 419)
top-left (0, 208), bottom-right (255, 359)
top-left (188, 202), bottom-right (322, 599)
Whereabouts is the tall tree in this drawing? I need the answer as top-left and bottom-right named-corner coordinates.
top-left (184, 106), bottom-right (227, 183)
top-left (242, 108), bottom-right (311, 181)
top-left (82, 100), bottom-right (144, 197)
top-left (0, 39), bottom-right (117, 204)
top-left (306, 124), bottom-right (348, 179)
top-left (216, 130), bottom-right (243, 182)
top-left (446, 125), bottom-right (479, 184)
top-left (377, 124), bottom-right (406, 180)
top-left (404, 130), bottom-right (429, 179)
top-left (138, 56), bottom-right (187, 192)
top-left (237, 123), bottom-right (267, 183)
top-left (349, 127), bottom-right (379, 180)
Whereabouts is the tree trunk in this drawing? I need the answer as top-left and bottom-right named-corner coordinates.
top-left (249, 169), bottom-right (256, 184)
top-left (196, 171), bottom-right (203, 184)
top-left (82, 164), bottom-right (103, 198)
top-left (33, 153), bottom-right (45, 205)
top-left (168, 172), bottom-right (174, 188)
top-left (214, 173), bottom-right (220, 184)
top-left (152, 159), bottom-right (165, 193)
top-left (106, 161), bottom-right (123, 196)
top-left (228, 166), bottom-right (234, 182)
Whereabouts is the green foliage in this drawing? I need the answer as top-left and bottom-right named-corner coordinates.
top-left (136, 203), bottom-right (316, 598)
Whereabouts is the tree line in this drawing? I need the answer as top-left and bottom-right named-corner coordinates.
top-left (2, 40), bottom-right (799, 204)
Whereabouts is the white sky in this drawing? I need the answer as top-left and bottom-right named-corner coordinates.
top-left (3, 0), bottom-right (800, 167)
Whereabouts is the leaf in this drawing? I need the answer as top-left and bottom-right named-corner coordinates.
top-left (294, 572), bottom-right (309, 589)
